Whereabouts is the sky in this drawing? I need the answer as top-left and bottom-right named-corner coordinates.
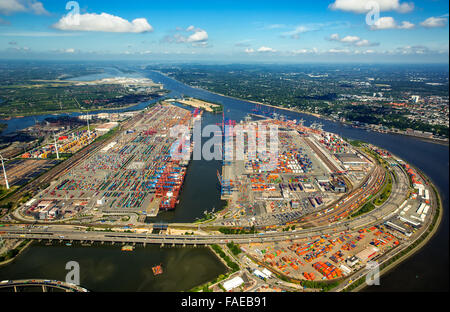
top-left (0, 0), bottom-right (448, 63)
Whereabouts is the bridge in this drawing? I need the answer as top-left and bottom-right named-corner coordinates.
top-left (0, 279), bottom-right (88, 292)
top-left (0, 164), bottom-right (410, 247)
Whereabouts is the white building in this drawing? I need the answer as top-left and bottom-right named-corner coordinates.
top-left (222, 276), bottom-right (244, 292)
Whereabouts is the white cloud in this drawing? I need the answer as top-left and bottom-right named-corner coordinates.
top-left (329, 0), bottom-right (414, 14)
top-left (340, 35), bottom-right (360, 43)
top-left (0, 0), bottom-right (48, 15)
top-left (164, 26), bottom-right (209, 46)
top-left (395, 45), bottom-right (430, 54)
top-left (244, 48), bottom-right (255, 53)
top-left (355, 39), bottom-right (371, 46)
top-left (187, 29), bottom-right (208, 42)
top-left (292, 49), bottom-right (310, 54)
top-left (50, 48), bottom-right (77, 54)
top-left (257, 46), bottom-right (276, 53)
top-left (371, 17), bottom-right (396, 29)
top-left (370, 17), bottom-right (414, 30)
top-left (398, 21), bottom-right (415, 29)
top-left (6, 45), bottom-right (30, 52)
top-left (53, 12), bottom-right (153, 33)
top-left (328, 48), bottom-right (351, 53)
top-left (420, 17), bottom-right (448, 28)
top-left (328, 33), bottom-right (379, 46)
top-left (329, 33), bottom-right (340, 41)
top-left (282, 25), bottom-right (309, 39)
top-left (290, 48), bottom-right (318, 54)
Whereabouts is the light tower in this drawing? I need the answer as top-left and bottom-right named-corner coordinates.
top-left (86, 111), bottom-right (91, 136)
top-left (53, 133), bottom-right (60, 160)
top-left (0, 154), bottom-right (9, 190)
top-left (73, 97), bottom-right (91, 136)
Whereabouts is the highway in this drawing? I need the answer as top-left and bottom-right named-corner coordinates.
top-left (0, 164), bottom-right (408, 246)
top-left (0, 279), bottom-right (88, 292)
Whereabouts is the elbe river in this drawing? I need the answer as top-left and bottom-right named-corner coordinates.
top-left (0, 68), bottom-right (447, 292)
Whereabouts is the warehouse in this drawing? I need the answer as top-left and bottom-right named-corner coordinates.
top-left (222, 276), bottom-right (244, 292)
top-left (356, 246), bottom-right (379, 262)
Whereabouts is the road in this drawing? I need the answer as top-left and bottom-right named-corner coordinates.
top-left (0, 279), bottom-right (88, 292)
top-left (0, 163), bottom-right (408, 246)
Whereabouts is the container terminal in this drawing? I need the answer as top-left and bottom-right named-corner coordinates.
top-left (16, 102), bottom-right (198, 221)
top-left (216, 117), bottom-right (379, 228)
top-left (1, 107), bottom-right (439, 292)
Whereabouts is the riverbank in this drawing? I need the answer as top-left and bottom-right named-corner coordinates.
top-left (0, 240), bottom-right (32, 267)
top-left (0, 100), bottom-right (157, 120)
top-left (188, 244), bottom-right (237, 292)
top-left (156, 71), bottom-right (448, 146)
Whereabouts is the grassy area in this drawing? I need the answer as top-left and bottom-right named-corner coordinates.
top-left (218, 226), bottom-right (257, 234)
top-left (0, 185), bottom-right (20, 202)
top-left (347, 139), bottom-right (366, 148)
top-left (194, 212), bottom-right (215, 223)
top-left (373, 173), bottom-right (392, 206)
top-left (263, 262), bottom-right (340, 292)
top-left (350, 171), bottom-right (392, 218)
top-left (94, 126), bottom-right (120, 143)
top-left (226, 241), bottom-right (242, 256)
top-left (211, 244), bottom-right (240, 272)
top-left (351, 201), bottom-right (375, 218)
top-left (0, 240), bottom-right (30, 263)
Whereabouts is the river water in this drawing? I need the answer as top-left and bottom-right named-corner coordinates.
top-left (0, 67), bottom-right (447, 292)
top-left (0, 242), bottom-right (227, 292)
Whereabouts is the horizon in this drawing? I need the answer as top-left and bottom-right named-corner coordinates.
top-left (1, 59), bottom-right (449, 66)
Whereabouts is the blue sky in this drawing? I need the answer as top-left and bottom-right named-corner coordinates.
top-left (0, 0), bottom-right (448, 62)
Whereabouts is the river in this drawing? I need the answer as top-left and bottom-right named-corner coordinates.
top-left (0, 242), bottom-right (227, 292)
top-left (0, 67), bottom-right (447, 292)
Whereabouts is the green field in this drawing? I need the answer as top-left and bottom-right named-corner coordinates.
top-left (0, 82), bottom-right (159, 118)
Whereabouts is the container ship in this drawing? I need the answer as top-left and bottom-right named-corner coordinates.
top-left (156, 163), bottom-right (187, 211)
top-left (121, 245), bottom-right (135, 251)
top-left (152, 264), bottom-right (163, 276)
top-left (154, 110), bottom-right (195, 211)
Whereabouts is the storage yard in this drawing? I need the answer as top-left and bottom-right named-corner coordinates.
top-left (20, 128), bottom-right (99, 159)
top-left (0, 158), bottom-right (59, 187)
top-left (175, 97), bottom-right (223, 113)
top-left (218, 118), bottom-right (375, 227)
top-left (20, 103), bottom-right (196, 221)
top-left (242, 224), bottom-right (402, 281)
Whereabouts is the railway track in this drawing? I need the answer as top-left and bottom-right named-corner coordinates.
top-left (2, 114), bottom-right (143, 206)
top-left (301, 165), bottom-right (386, 227)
